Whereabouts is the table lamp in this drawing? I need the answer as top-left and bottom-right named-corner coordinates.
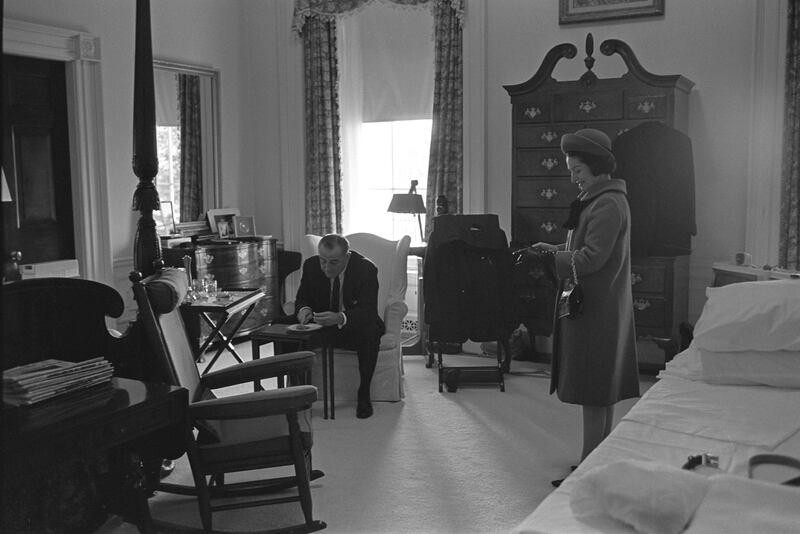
top-left (387, 180), bottom-right (426, 242)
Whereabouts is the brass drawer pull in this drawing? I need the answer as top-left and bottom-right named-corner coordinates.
top-left (540, 221), bottom-right (558, 234)
top-left (633, 298), bottom-right (651, 311)
top-left (637, 100), bottom-right (656, 114)
top-left (540, 130), bottom-right (559, 143)
top-left (524, 106), bottom-right (542, 119)
top-left (541, 157), bottom-right (559, 171)
top-left (540, 187), bottom-right (559, 201)
top-left (578, 100), bottom-right (597, 114)
top-left (631, 273), bottom-right (643, 285)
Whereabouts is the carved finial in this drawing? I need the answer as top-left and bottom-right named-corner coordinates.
top-left (584, 33), bottom-right (595, 73)
top-left (579, 33), bottom-right (598, 87)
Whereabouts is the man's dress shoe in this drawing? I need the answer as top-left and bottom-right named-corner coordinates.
top-left (356, 399), bottom-right (373, 419)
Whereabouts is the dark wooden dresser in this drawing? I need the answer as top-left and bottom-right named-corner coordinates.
top-left (504, 34), bottom-right (695, 372)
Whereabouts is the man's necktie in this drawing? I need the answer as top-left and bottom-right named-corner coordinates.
top-left (330, 276), bottom-right (340, 312)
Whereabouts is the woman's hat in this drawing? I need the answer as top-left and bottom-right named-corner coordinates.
top-left (560, 128), bottom-right (614, 159)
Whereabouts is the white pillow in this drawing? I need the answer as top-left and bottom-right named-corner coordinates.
top-left (692, 280), bottom-right (800, 352)
top-left (699, 348), bottom-right (800, 388)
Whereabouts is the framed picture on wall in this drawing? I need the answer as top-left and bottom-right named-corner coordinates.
top-left (207, 208), bottom-right (240, 235)
top-left (233, 215), bottom-right (256, 237)
top-left (559, 0), bottom-right (665, 25)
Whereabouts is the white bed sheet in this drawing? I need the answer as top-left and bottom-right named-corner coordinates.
top-left (513, 375), bottom-right (800, 534)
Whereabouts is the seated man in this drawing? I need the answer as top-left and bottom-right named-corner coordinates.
top-left (295, 234), bottom-right (384, 419)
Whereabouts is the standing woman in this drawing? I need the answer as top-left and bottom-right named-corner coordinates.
top-left (530, 129), bottom-right (639, 486)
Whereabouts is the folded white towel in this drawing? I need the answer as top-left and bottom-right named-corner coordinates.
top-left (570, 460), bottom-right (711, 534)
top-left (685, 474), bottom-right (800, 533)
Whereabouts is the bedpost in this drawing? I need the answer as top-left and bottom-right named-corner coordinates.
top-left (131, 0), bottom-right (161, 277)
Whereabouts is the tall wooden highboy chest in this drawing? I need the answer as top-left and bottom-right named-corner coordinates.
top-left (504, 35), bottom-right (695, 372)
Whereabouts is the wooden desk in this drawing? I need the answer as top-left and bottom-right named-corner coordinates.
top-left (2, 378), bottom-right (187, 533)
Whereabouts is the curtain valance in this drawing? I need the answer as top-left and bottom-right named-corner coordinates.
top-left (292, 0), bottom-right (463, 34)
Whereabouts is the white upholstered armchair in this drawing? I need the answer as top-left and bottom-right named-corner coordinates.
top-left (303, 233), bottom-right (411, 402)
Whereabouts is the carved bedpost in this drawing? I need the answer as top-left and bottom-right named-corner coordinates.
top-left (131, 0), bottom-right (161, 277)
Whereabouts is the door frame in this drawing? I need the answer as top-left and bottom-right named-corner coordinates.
top-left (3, 19), bottom-right (112, 285)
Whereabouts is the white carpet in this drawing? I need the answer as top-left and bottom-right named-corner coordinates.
top-left (99, 344), bottom-right (651, 534)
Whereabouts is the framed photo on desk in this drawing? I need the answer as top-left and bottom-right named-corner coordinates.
top-left (207, 208), bottom-right (240, 236)
top-left (233, 215), bottom-right (256, 237)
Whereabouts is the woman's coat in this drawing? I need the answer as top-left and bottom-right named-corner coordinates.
top-left (551, 179), bottom-right (640, 406)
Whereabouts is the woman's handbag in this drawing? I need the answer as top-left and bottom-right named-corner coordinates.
top-left (557, 251), bottom-right (584, 319)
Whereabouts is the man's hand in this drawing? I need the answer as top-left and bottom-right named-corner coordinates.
top-left (297, 307), bottom-right (313, 325)
top-left (313, 311), bottom-right (342, 327)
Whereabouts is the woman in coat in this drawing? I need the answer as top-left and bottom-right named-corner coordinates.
top-left (530, 128), bottom-right (639, 485)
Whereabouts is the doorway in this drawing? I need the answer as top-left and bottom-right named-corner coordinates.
top-left (2, 54), bottom-right (75, 265)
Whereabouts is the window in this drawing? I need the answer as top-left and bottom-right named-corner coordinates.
top-left (344, 119), bottom-right (431, 243)
top-left (156, 125), bottom-right (182, 223)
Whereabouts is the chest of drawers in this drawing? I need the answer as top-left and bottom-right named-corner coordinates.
top-left (505, 35), bottom-right (694, 372)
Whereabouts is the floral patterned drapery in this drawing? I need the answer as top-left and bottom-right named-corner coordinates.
top-left (293, 0), bottom-right (436, 33)
top-left (179, 73), bottom-right (203, 223)
top-left (780, 0), bottom-right (800, 270)
top-left (302, 15), bottom-right (343, 235)
top-left (424, 0), bottom-right (464, 239)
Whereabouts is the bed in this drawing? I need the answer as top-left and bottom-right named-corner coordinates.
top-left (513, 279), bottom-right (800, 534)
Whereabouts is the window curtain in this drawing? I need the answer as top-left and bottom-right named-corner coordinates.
top-left (301, 15), bottom-right (343, 235)
top-left (294, 0), bottom-right (436, 235)
top-left (780, 0), bottom-right (800, 269)
top-left (424, 0), bottom-right (464, 239)
top-left (178, 73), bottom-right (203, 222)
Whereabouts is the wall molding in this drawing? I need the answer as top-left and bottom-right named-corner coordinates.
top-left (463, 0), bottom-right (488, 214)
top-left (3, 19), bottom-right (113, 285)
top-left (277, 2), bottom-right (307, 298)
top-left (745, 0), bottom-right (787, 265)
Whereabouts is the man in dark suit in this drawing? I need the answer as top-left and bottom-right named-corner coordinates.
top-left (295, 234), bottom-right (384, 419)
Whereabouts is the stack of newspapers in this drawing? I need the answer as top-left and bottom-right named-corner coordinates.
top-left (3, 357), bottom-right (114, 407)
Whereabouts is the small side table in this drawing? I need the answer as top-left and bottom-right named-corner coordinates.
top-left (250, 324), bottom-right (336, 419)
top-left (181, 289), bottom-right (265, 375)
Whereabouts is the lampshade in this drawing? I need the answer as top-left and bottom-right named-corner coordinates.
top-left (387, 193), bottom-right (426, 214)
top-left (1, 168), bottom-right (11, 202)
